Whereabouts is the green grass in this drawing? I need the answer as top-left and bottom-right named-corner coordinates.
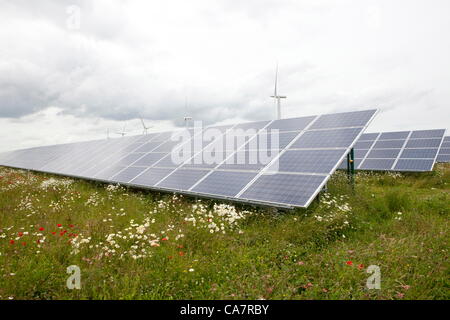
top-left (0, 164), bottom-right (449, 300)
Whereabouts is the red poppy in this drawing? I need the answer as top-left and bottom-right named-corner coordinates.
top-left (57, 224), bottom-right (62, 228)
top-left (346, 261), bottom-right (353, 266)
top-left (178, 251), bottom-right (185, 256)
top-left (162, 237), bottom-right (168, 241)
top-left (60, 232), bottom-right (65, 236)
top-left (69, 224), bottom-right (74, 228)
top-left (18, 232), bottom-right (23, 237)
top-left (9, 240), bottom-right (14, 245)
top-left (39, 227), bottom-right (45, 231)
top-left (22, 242), bottom-right (26, 246)
top-left (36, 239), bottom-right (40, 244)
top-left (358, 264), bottom-right (364, 270)
top-left (51, 231), bottom-right (56, 235)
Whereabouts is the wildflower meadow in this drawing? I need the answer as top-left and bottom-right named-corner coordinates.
top-left (0, 164), bottom-right (448, 300)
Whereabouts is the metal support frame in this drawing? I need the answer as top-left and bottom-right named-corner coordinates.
top-left (346, 148), bottom-right (355, 190)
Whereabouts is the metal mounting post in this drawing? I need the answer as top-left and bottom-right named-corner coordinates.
top-left (347, 148), bottom-right (355, 191)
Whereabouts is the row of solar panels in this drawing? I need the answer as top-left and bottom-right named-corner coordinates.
top-left (338, 130), bottom-right (448, 171)
top-left (0, 109), bottom-right (378, 208)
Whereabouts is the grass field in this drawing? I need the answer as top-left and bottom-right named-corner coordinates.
top-left (0, 164), bottom-right (448, 300)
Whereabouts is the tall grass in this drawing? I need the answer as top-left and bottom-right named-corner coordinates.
top-left (0, 164), bottom-right (448, 300)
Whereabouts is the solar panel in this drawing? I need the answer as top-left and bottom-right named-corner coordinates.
top-left (342, 129), bottom-right (446, 171)
top-left (0, 109), bottom-right (377, 208)
top-left (436, 136), bottom-right (450, 163)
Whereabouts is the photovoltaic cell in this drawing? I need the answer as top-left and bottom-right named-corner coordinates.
top-left (247, 131), bottom-right (299, 150)
top-left (291, 128), bottom-right (363, 149)
top-left (266, 116), bottom-right (316, 132)
top-left (94, 165), bottom-right (127, 180)
top-left (157, 169), bottom-right (210, 190)
top-left (399, 148), bottom-right (438, 159)
top-left (366, 149), bottom-right (401, 159)
top-left (192, 171), bottom-right (258, 197)
top-left (111, 166), bottom-right (147, 183)
top-left (267, 149), bottom-right (347, 174)
top-left (373, 140), bottom-right (405, 149)
top-left (354, 141), bottom-right (375, 149)
top-left (309, 110), bottom-right (376, 130)
top-left (130, 168), bottom-right (175, 187)
top-left (409, 129), bottom-right (445, 139)
top-left (239, 173), bottom-right (327, 207)
top-left (405, 139), bottom-right (442, 148)
top-left (436, 154), bottom-right (450, 162)
top-left (359, 159), bottom-right (396, 170)
top-left (133, 153), bottom-right (167, 167)
top-left (360, 133), bottom-right (379, 141)
top-left (218, 150), bottom-right (276, 171)
top-left (394, 159), bottom-right (434, 171)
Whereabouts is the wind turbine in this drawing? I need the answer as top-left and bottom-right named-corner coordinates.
top-left (106, 128), bottom-right (110, 140)
top-left (183, 96), bottom-right (192, 128)
top-left (270, 63), bottom-right (286, 120)
top-left (116, 122), bottom-right (127, 137)
top-left (140, 117), bottom-right (152, 135)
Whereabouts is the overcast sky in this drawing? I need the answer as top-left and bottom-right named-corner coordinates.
top-left (0, 0), bottom-right (449, 152)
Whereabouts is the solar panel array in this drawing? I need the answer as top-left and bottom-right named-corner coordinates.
top-left (339, 129), bottom-right (446, 171)
top-left (436, 136), bottom-right (450, 163)
top-left (0, 109), bottom-right (377, 208)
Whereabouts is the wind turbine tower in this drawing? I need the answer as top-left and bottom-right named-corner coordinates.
top-left (140, 117), bottom-right (152, 135)
top-left (270, 63), bottom-right (286, 120)
top-left (116, 122), bottom-right (127, 137)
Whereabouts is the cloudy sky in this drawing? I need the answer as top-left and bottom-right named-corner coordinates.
top-left (0, 0), bottom-right (449, 151)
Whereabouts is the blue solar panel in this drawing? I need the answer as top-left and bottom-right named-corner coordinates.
top-left (309, 109), bottom-right (376, 130)
top-left (133, 153), bottom-right (167, 167)
top-left (349, 129), bottom-right (445, 171)
top-left (354, 141), bottom-right (375, 149)
top-left (409, 129), bottom-right (445, 139)
top-left (130, 167), bottom-right (174, 186)
top-left (436, 154), bottom-right (450, 162)
top-left (359, 159), bottom-right (395, 170)
top-left (359, 133), bottom-right (379, 141)
top-left (239, 173), bottom-right (327, 207)
top-left (399, 148), bottom-right (438, 159)
top-left (373, 140), bottom-right (405, 149)
top-left (157, 169), bottom-right (210, 190)
top-left (94, 165), bottom-right (127, 180)
top-left (247, 131), bottom-right (299, 150)
top-left (267, 149), bottom-right (347, 174)
top-left (111, 166), bottom-right (147, 183)
top-left (405, 139), bottom-right (442, 148)
top-left (191, 171), bottom-right (258, 197)
top-left (379, 131), bottom-right (409, 140)
top-left (266, 116), bottom-right (316, 132)
top-left (291, 128), bottom-right (363, 149)
top-left (366, 149), bottom-right (401, 159)
top-left (218, 150), bottom-right (276, 171)
top-left (394, 159), bottom-right (434, 171)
